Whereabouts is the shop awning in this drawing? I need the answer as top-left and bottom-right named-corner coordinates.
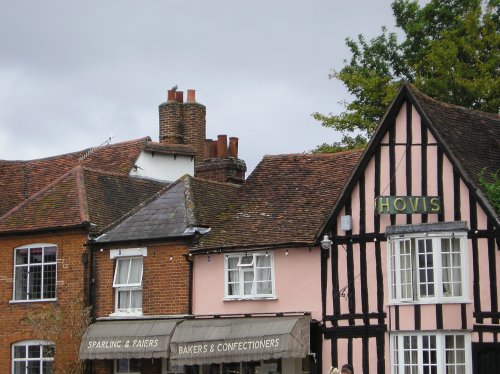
top-left (170, 315), bottom-right (310, 366)
top-left (79, 319), bottom-right (182, 360)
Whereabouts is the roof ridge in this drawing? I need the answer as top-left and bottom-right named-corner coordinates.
top-left (405, 82), bottom-right (499, 120)
top-left (0, 165), bottom-right (83, 222)
top-left (262, 149), bottom-right (364, 159)
top-left (0, 136), bottom-right (151, 163)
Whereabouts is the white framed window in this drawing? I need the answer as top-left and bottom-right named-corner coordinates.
top-left (387, 231), bottom-right (468, 304)
top-left (13, 244), bottom-right (57, 302)
top-left (12, 340), bottom-right (55, 374)
top-left (115, 359), bottom-right (141, 374)
top-left (113, 257), bottom-right (143, 315)
top-left (391, 332), bottom-right (471, 374)
top-left (224, 252), bottom-right (275, 299)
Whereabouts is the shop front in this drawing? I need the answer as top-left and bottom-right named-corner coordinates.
top-left (170, 315), bottom-right (312, 374)
top-left (79, 318), bottom-right (183, 373)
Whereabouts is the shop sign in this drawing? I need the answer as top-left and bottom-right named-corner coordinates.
top-left (176, 337), bottom-right (281, 357)
top-left (85, 338), bottom-right (159, 350)
top-left (375, 196), bottom-right (441, 215)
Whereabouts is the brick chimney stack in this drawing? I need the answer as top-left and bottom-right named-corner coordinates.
top-left (158, 87), bottom-right (246, 184)
top-left (159, 88), bottom-right (206, 166)
top-left (195, 134), bottom-right (246, 184)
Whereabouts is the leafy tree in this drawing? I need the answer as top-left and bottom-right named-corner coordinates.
top-left (479, 168), bottom-right (500, 214)
top-left (313, 0), bottom-right (500, 151)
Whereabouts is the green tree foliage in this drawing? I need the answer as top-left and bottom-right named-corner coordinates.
top-left (313, 0), bottom-right (499, 151)
top-left (479, 168), bottom-right (500, 214)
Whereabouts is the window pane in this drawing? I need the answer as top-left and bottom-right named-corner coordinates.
top-left (116, 259), bottom-right (130, 285)
top-left (117, 359), bottom-right (129, 371)
top-left (29, 265), bottom-right (42, 299)
top-left (128, 258), bottom-right (142, 284)
top-left (256, 255), bottom-right (270, 267)
top-left (243, 271), bottom-right (254, 295)
top-left (228, 282), bottom-right (239, 296)
top-left (44, 246), bottom-right (57, 263)
top-left (15, 267), bottom-right (28, 300)
top-left (227, 257), bottom-right (239, 270)
top-left (30, 247), bottom-right (43, 264)
top-left (417, 239), bottom-right (434, 298)
top-left (27, 361), bottom-right (41, 374)
top-left (28, 344), bottom-right (40, 358)
top-left (14, 362), bottom-right (25, 374)
top-left (399, 240), bottom-right (413, 300)
top-left (42, 345), bottom-right (55, 358)
top-left (238, 256), bottom-right (254, 266)
top-left (43, 264), bottom-right (57, 299)
top-left (257, 281), bottom-right (272, 294)
top-left (442, 238), bottom-right (462, 298)
top-left (131, 290), bottom-right (142, 309)
top-left (43, 361), bottom-right (54, 374)
top-left (16, 249), bottom-right (29, 265)
top-left (118, 290), bottom-right (131, 309)
top-left (14, 345), bottom-right (26, 358)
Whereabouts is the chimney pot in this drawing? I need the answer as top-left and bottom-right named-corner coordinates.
top-left (175, 91), bottom-right (184, 103)
top-left (217, 135), bottom-right (228, 158)
top-left (205, 139), bottom-right (215, 158)
top-left (228, 137), bottom-right (239, 158)
top-left (167, 90), bottom-right (176, 101)
top-left (187, 89), bottom-right (196, 102)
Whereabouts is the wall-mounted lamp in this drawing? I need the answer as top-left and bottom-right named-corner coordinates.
top-left (321, 235), bottom-right (332, 250)
top-left (285, 249), bottom-right (289, 256)
top-left (169, 256), bottom-right (173, 261)
top-left (265, 251), bottom-right (269, 257)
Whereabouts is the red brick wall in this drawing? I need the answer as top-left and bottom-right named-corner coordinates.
top-left (93, 242), bottom-right (191, 318)
top-left (0, 229), bottom-right (90, 373)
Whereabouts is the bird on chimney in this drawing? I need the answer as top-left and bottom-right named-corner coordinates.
top-left (171, 84), bottom-right (178, 91)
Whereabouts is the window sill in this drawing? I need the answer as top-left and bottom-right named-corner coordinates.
top-left (224, 296), bottom-right (277, 302)
top-left (387, 299), bottom-right (472, 306)
top-left (9, 298), bottom-right (57, 304)
top-left (109, 311), bottom-right (143, 317)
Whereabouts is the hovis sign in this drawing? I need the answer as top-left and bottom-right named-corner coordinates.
top-left (375, 196), bottom-right (441, 215)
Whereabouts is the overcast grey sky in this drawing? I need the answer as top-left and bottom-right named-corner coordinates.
top-left (0, 0), bottom-right (418, 174)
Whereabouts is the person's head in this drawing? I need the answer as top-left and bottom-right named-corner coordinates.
top-left (341, 364), bottom-right (354, 374)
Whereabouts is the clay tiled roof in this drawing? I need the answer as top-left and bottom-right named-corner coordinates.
top-left (407, 84), bottom-right (500, 202)
top-left (196, 151), bottom-right (363, 251)
top-left (97, 175), bottom-right (240, 243)
top-left (0, 166), bottom-right (165, 234)
top-left (0, 137), bottom-right (174, 234)
top-left (0, 137), bottom-right (150, 217)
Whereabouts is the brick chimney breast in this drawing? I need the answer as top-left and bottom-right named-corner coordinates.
top-left (159, 99), bottom-right (182, 144)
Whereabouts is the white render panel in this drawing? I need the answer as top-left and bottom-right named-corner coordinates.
top-left (129, 151), bottom-right (194, 182)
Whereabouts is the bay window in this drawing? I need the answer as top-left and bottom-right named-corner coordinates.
top-left (225, 252), bottom-right (275, 299)
top-left (387, 227), bottom-right (468, 304)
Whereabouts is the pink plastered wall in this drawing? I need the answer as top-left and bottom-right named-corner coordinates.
top-left (192, 247), bottom-right (322, 320)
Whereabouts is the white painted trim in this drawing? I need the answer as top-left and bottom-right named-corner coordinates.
top-left (224, 251), bottom-right (276, 300)
top-left (390, 331), bottom-right (472, 374)
top-left (110, 247), bottom-right (147, 259)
